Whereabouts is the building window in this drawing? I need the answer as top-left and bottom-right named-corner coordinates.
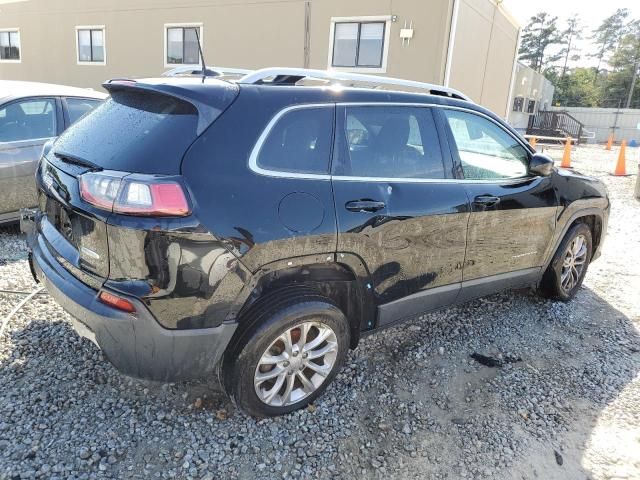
top-left (0, 29), bottom-right (20, 62)
top-left (165, 24), bottom-right (202, 66)
top-left (76, 27), bottom-right (105, 64)
top-left (328, 17), bottom-right (390, 73)
top-left (512, 96), bottom-right (524, 112)
top-left (527, 99), bottom-right (536, 114)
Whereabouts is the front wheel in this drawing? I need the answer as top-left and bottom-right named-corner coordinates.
top-left (222, 292), bottom-right (350, 417)
top-left (540, 223), bottom-right (593, 301)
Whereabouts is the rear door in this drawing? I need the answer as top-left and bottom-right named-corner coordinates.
top-left (332, 104), bottom-right (470, 328)
top-left (439, 107), bottom-right (558, 300)
top-left (0, 97), bottom-right (61, 218)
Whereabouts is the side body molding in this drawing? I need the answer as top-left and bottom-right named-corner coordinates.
top-left (376, 267), bottom-right (541, 329)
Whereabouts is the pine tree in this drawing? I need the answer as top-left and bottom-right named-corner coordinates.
top-left (559, 16), bottom-right (582, 80)
top-left (589, 9), bottom-right (630, 76)
top-left (518, 13), bottom-right (562, 72)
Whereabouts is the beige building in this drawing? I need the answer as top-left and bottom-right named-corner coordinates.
top-left (0, 0), bottom-right (520, 116)
top-left (508, 62), bottom-right (556, 132)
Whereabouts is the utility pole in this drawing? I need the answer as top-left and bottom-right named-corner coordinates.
top-left (303, 1), bottom-right (311, 68)
top-left (625, 59), bottom-right (638, 109)
top-left (612, 100), bottom-right (622, 139)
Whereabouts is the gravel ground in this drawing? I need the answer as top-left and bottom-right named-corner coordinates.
top-left (0, 144), bottom-right (639, 480)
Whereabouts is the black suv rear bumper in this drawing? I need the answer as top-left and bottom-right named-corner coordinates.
top-left (22, 210), bottom-right (236, 382)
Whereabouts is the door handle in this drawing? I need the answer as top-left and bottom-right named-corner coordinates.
top-left (473, 195), bottom-right (501, 207)
top-left (345, 200), bottom-right (386, 213)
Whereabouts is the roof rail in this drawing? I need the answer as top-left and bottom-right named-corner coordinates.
top-left (162, 65), bottom-right (252, 78)
top-left (238, 67), bottom-right (471, 101)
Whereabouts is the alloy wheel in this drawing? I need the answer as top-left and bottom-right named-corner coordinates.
top-left (254, 321), bottom-right (338, 407)
top-left (560, 234), bottom-right (588, 293)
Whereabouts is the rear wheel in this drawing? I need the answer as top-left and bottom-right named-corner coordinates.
top-left (222, 290), bottom-right (349, 417)
top-left (540, 223), bottom-right (592, 301)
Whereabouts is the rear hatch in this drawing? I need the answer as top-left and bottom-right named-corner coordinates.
top-left (36, 78), bottom-right (238, 288)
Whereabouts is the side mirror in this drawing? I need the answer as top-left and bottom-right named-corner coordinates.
top-left (529, 153), bottom-right (554, 176)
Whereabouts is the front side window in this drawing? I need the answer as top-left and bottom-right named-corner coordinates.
top-left (0, 98), bottom-right (57, 143)
top-left (0, 30), bottom-right (20, 61)
top-left (255, 107), bottom-right (333, 175)
top-left (77, 28), bottom-right (105, 63)
top-left (332, 21), bottom-right (385, 68)
top-left (443, 109), bottom-right (529, 180)
top-left (339, 106), bottom-right (445, 179)
top-left (166, 26), bottom-right (201, 65)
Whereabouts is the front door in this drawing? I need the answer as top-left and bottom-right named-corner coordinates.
top-left (0, 97), bottom-right (59, 218)
top-left (332, 104), bottom-right (470, 328)
top-left (439, 107), bottom-right (558, 300)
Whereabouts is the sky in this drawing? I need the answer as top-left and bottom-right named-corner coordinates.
top-left (502, 0), bottom-right (640, 68)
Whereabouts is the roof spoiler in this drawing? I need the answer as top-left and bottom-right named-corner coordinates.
top-left (103, 78), bottom-right (238, 135)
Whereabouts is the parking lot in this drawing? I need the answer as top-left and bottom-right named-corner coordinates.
top-left (0, 144), bottom-right (638, 479)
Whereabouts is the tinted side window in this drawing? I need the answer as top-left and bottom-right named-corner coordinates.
top-left (256, 107), bottom-right (333, 174)
top-left (0, 98), bottom-right (57, 142)
top-left (340, 106), bottom-right (444, 179)
top-left (443, 109), bottom-right (529, 180)
top-left (65, 98), bottom-right (102, 125)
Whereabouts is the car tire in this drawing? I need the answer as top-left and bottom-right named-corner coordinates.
top-left (540, 223), bottom-right (593, 301)
top-left (222, 287), bottom-right (350, 417)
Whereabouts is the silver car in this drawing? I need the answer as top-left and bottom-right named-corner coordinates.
top-left (0, 81), bottom-right (106, 223)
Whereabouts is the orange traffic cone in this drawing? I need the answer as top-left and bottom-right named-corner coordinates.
top-left (605, 134), bottom-right (613, 151)
top-left (560, 137), bottom-right (572, 168)
top-left (529, 136), bottom-right (537, 149)
top-left (613, 140), bottom-right (628, 176)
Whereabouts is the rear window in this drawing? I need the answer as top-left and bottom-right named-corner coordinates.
top-left (52, 91), bottom-right (199, 174)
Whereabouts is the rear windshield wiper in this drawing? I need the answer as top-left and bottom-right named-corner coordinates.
top-left (53, 151), bottom-right (102, 171)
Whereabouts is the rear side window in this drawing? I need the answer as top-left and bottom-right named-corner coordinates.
top-left (65, 98), bottom-right (102, 125)
top-left (339, 106), bottom-right (445, 179)
top-left (442, 109), bottom-right (529, 180)
top-left (52, 91), bottom-right (199, 174)
top-left (255, 107), bottom-right (333, 175)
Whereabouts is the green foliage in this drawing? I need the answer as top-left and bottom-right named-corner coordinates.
top-left (527, 10), bottom-right (640, 108)
top-left (549, 68), bottom-right (601, 107)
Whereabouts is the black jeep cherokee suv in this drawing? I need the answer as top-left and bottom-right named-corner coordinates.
top-left (22, 69), bottom-right (609, 417)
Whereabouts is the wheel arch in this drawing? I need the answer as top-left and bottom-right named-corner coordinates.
top-left (545, 208), bottom-right (606, 270)
top-left (572, 214), bottom-right (603, 257)
top-left (231, 254), bottom-right (376, 349)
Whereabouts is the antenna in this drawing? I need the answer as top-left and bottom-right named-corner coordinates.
top-left (194, 27), bottom-right (206, 84)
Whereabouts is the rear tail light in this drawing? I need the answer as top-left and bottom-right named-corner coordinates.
top-left (79, 172), bottom-right (190, 216)
top-left (98, 291), bottom-right (136, 313)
